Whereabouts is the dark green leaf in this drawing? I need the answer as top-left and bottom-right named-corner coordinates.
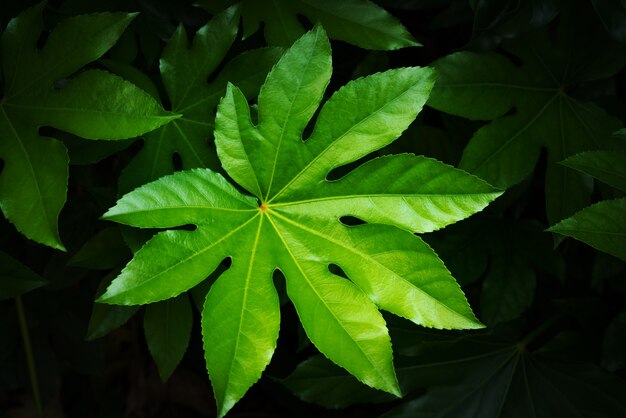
top-left (0, 251), bottom-right (46, 299)
top-left (428, 19), bottom-right (624, 224)
top-left (549, 198), bottom-right (626, 261)
top-left (0, 3), bottom-right (177, 249)
top-left (144, 294), bottom-right (193, 381)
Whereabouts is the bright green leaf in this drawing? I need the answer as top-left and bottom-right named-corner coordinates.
top-left (144, 294), bottom-right (193, 381)
top-left (548, 198), bottom-right (626, 261)
top-left (100, 27), bottom-right (500, 417)
top-left (0, 3), bottom-right (178, 249)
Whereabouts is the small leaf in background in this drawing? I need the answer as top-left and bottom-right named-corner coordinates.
top-left (603, 311), bottom-right (626, 371)
top-left (99, 26), bottom-right (501, 417)
top-left (549, 198), bottom-right (626, 261)
top-left (281, 354), bottom-right (394, 408)
top-left (428, 7), bottom-right (625, 225)
top-left (68, 227), bottom-right (130, 270)
top-left (0, 3), bottom-right (178, 250)
top-left (197, 0), bottom-right (418, 49)
top-left (0, 251), bottom-right (46, 300)
top-left (144, 294), bottom-right (193, 382)
top-left (86, 270), bottom-right (139, 341)
top-left (560, 150), bottom-right (626, 193)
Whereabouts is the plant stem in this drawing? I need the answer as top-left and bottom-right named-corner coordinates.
top-left (16, 295), bottom-right (44, 418)
top-left (518, 314), bottom-right (565, 350)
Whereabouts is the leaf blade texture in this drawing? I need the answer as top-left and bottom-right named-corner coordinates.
top-left (101, 26), bottom-right (501, 416)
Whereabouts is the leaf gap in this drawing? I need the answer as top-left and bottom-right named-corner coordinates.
top-left (38, 126), bottom-right (57, 138)
top-left (168, 223), bottom-right (197, 232)
top-left (495, 47), bottom-right (524, 68)
top-left (326, 152), bottom-right (378, 181)
top-left (172, 151), bottom-right (183, 171)
top-left (503, 106), bottom-right (518, 117)
top-left (339, 216), bottom-right (366, 227)
top-left (35, 28), bottom-right (50, 50)
top-left (328, 263), bottom-right (348, 279)
top-left (296, 13), bottom-right (313, 32)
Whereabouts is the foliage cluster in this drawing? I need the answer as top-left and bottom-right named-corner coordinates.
top-left (1, 0), bottom-right (625, 417)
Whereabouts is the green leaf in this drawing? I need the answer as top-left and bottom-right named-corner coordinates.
top-left (100, 27), bottom-right (501, 416)
top-left (548, 198), bottom-right (626, 261)
top-left (86, 270), bottom-right (139, 341)
top-left (69, 227), bottom-right (130, 270)
top-left (381, 337), bottom-right (626, 418)
top-left (198, 0), bottom-right (418, 49)
top-left (560, 151), bottom-right (626, 193)
top-left (281, 354), bottom-right (394, 408)
top-left (119, 6), bottom-right (282, 193)
top-left (0, 251), bottom-right (46, 299)
top-left (0, 3), bottom-right (178, 249)
top-left (144, 294), bottom-right (193, 381)
top-left (428, 19), bottom-right (624, 224)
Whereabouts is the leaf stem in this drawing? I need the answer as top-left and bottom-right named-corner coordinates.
top-left (16, 295), bottom-right (44, 418)
top-left (518, 315), bottom-right (565, 350)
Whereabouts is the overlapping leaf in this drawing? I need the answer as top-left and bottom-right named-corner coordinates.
top-left (119, 5), bottom-right (282, 193)
top-left (428, 11), bottom-right (625, 224)
top-left (285, 327), bottom-right (626, 417)
top-left (197, 0), bottom-right (418, 49)
top-left (428, 217), bottom-right (562, 325)
top-left (98, 27), bottom-right (501, 417)
top-left (549, 198), bottom-right (626, 261)
top-left (0, 251), bottom-right (46, 300)
top-left (382, 335), bottom-right (626, 418)
top-left (0, 3), bottom-right (177, 250)
top-left (549, 151), bottom-right (626, 260)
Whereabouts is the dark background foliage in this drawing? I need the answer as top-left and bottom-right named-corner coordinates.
top-left (1, 0), bottom-right (625, 417)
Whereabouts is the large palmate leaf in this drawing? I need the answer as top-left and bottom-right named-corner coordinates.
top-left (549, 151), bottom-right (626, 260)
top-left (0, 3), bottom-right (177, 250)
top-left (382, 334), bottom-right (626, 418)
top-left (428, 10), bottom-right (625, 224)
top-left (197, 0), bottom-right (418, 49)
top-left (119, 5), bottom-right (282, 193)
top-left (99, 27), bottom-right (501, 417)
top-left (113, 7), bottom-right (281, 381)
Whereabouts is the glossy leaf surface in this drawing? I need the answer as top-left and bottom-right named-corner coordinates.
top-left (100, 27), bottom-right (501, 417)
